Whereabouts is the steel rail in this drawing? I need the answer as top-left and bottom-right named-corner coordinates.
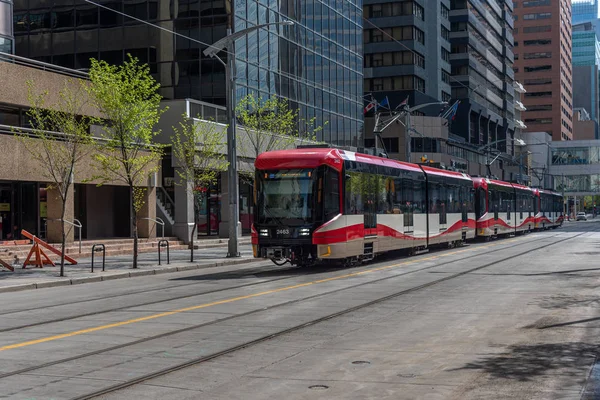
top-left (0, 230), bottom-right (585, 385)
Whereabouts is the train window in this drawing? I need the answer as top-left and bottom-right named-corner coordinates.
top-left (345, 171), bottom-right (364, 215)
top-left (323, 167), bottom-right (340, 221)
top-left (378, 176), bottom-right (392, 213)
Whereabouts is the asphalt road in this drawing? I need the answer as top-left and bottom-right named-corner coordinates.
top-left (0, 223), bottom-right (598, 399)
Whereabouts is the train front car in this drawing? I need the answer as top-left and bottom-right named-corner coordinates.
top-left (536, 189), bottom-right (564, 229)
top-left (253, 148), bottom-right (343, 267)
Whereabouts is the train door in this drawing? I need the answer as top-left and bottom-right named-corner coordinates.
top-left (439, 182), bottom-right (447, 233)
top-left (363, 174), bottom-right (377, 237)
top-left (401, 174), bottom-right (414, 235)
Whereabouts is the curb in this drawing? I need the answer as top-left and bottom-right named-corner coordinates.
top-left (0, 257), bottom-right (262, 294)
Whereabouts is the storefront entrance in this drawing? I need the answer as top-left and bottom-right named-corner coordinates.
top-left (0, 182), bottom-right (43, 241)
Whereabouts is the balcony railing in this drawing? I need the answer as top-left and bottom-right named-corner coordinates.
top-left (0, 51), bottom-right (88, 79)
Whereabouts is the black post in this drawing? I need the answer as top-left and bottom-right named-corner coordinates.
top-left (91, 244), bottom-right (106, 273)
top-left (158, 239), bottom-right (170, 265)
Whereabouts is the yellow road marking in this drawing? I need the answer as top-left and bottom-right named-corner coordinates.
top-left (0, 238), bottom-right (512, 352)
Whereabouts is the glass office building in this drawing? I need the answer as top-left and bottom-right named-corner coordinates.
top-left (573, 0), bottom-right (599, 25)
top-left (0, 0), bottom-right (13, 53)
top-left (13, 0), bottom-right (363, 146)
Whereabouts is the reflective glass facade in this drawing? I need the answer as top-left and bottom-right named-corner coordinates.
top-left (13, 0), bottom-right (363, 146)
top-left (552, 146), bottom-right (600, 164)
top-left (554, 174), bottom-right (600, 192)
top-left (0, 0), bottom-right (13, 53)
top-left (573, 0), bottom-right (599, 25)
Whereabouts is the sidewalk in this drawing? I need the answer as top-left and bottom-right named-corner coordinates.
top-left (0, 244), bottom-right (260, 293)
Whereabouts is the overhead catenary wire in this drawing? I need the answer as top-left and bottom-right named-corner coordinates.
top-left (84, 0), bottom-right (361, 102)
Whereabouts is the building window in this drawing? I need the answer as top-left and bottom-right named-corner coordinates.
top-left (441, 47), bottom-right (450, 62)
top-left (442, 91), bottom-right (451, 102)
top-left (524, 25), bottom-right (551, 33)
top-left (524, 52), bottom-right (552, 59)
top-left (525, 118), bottom-right (552, 124)
top-left (365, 138), bottom-right (399, 153)
top-left (524, 78), bottom-right (552, 86)
top-left (441, 70), bottom-right (450, 84)
top-left (524, 65), bottom-right (551, 72)
top-left (523, 0), bottom-right (551, 6)
top-left (441, 26), bottom-right (450, 41)
top-left (441, 4), bottom-right (449, 19)
top-left (365, 51), bottom-right (425, 68)
top-left (525, 91), bottom-right (552, 98)
top-left (365, 2), bottom-right (424, 20)
top-left (523, 12), bottom-right (551, 20)
top-left (524, 39), bottom-right (551, 46)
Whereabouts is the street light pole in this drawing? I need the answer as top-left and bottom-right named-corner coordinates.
top-left (204, 21), bottom-right (294, 258)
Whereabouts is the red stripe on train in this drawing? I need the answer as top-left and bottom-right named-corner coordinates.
top-left (312, 219), bottom-right (476, 245)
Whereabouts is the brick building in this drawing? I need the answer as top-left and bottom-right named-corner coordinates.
top-left (513, 0), bottom-right (573, 141)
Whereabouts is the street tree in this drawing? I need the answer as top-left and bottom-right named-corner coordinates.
top-left (236, 94), bottom-right (325, 183)
top-left (171, 115), bottom-right (228, 261)
top-left (87, 55), bottom-right (165, 269)
top-left (17, 81), bottom-right (96, 276)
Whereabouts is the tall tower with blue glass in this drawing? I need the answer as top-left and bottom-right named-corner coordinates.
top-left (0, 0), bottom-right (13, 53)
top-left (573, 0), bottom-right (600, 24)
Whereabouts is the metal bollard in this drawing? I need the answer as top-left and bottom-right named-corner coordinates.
top-left (158, 239), bottom-right (170, 265)
top-left (91, 244), bottom-right (106, 272)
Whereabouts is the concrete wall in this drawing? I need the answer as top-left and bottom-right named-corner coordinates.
top-left (574, 119), bottom-right (597, 140)
top-left (0, 62), bottom-right (101, 118)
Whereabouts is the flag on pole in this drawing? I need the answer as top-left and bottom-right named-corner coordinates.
top-left (440, 100), bottom-right (460, 121)
top-left (397, 96), bottom-right (409, 111)
top-left (377, 96), bottom-right (390, 111)
top-left (364, 98), bottom-right (377, 114)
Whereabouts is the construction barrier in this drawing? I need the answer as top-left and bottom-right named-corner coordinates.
top-left (20, 230), bottom-right (78, 268)
top-left (0, 258), bottom-right (13, 272)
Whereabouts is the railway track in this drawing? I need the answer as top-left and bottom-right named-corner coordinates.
top-left (0, 228), bottom-right (590, 400)
top-left (0, 231), bottom-right (561, 334)
top-left (69, 228), bottom-right (591, 400)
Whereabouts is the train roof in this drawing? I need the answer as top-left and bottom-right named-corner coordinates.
top-left (255, 148), bottom-right (472, 180)
top-left (472, 177), bottom-right (534, 192)
top-left (537, 188), bottom-right (562, 197)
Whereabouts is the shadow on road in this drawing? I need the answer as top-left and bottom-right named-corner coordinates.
top-left (451, 342), bottom-right (597, 382)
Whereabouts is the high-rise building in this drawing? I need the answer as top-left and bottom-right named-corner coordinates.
top-left (513, 0), bottom-right (573, 141)
top-left (0, 0), bottom-right (13, 53)
top-left (448, 0), bottom-right (516, 153)
top-left (12, 0), bottom-right (364, 146)
top-left (572, 0), bottom-right (599, 25)
top-left (362, 0), bottom-right (452, 109)
top-left (572, 21), bottom-right (600, 137)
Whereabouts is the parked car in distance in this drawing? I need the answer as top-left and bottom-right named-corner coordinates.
top-left (577, 212), bottom-right (587, 221)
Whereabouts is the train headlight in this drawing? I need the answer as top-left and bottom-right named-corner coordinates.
top-left (299, 228), bottom-right (310, 236)
top-left (259, 229), bottom-right (269, 237)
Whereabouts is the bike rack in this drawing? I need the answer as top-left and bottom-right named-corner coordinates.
top-left (158, 239), bottom-right (170, 265)
top-left (91, 244), bottom-right (106, 272)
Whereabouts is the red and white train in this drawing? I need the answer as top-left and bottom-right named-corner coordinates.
top-left (252, 148), bottom-right (563, 267)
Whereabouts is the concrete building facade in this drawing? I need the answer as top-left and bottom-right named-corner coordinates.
top-left (0, 0), bottom-right (12, 53)
top-left (448, 0), bottom-right (516, 152)
top-left (513, 0), bottom-right (573, 141)
top-left (12, 0), bottom-right (364, 147)
top-left (362, 0), bottom-right (452, 110)
top-left (0, 54), bottom-right (158, 243)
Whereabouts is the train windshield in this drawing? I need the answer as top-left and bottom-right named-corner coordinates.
top-left (256, 169), bottom-right (315, 225)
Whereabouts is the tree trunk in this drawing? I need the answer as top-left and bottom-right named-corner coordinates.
top-left (59, 191), bottom-right (67, 277)
top-left (131, 185), bottom-right (138, 269)
top-left (190, 222), bottom-right (197, 263)
top-left (60, 219), bottom-right (66, 277)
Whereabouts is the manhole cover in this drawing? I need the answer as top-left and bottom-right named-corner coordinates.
top-left (309, 385), bottom-right (329, 390)
top-left (352, 360), bottom-right (371, 365)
